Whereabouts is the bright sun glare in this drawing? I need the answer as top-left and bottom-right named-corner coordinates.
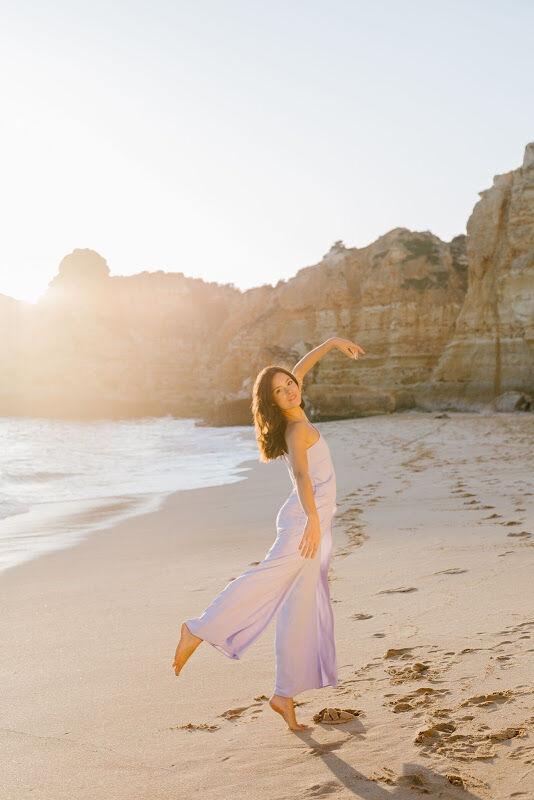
top-left (3, 279), bottom-right (45, 305)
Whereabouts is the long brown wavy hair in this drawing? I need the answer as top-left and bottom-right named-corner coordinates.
top-left (252, 365), bottom-right (306, 462)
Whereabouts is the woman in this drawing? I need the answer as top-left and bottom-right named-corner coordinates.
top-left (172, 336), bottom-right (365, 730)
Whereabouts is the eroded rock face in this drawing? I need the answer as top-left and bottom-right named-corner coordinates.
top-left (421, 142), bottom-right (534, 409)
top-left (0, 229), bottom-right (467, 422)
top-left (0, 143), bottom-right (532, 423)
top-left (206, 227), bottom-right (468, 422)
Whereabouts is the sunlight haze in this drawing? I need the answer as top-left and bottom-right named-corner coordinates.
top-left (1, 0), bottom-right (532, 303)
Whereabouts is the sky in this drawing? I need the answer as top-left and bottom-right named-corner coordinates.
top-left (0, 0), bottom-right (532, 303)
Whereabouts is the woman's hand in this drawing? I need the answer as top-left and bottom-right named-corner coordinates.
top-left (332, 337), bottom-right (365, 360)
top-left (299, 514), bottom-right (321, 559)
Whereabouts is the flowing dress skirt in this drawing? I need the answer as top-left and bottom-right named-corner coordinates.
top-left (184, 498), bottom-right (338, 697)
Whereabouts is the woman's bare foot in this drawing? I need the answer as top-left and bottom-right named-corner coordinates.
top-left (172, 622), bottom-right (203, 676)
top-left (269, 694), bottom-right (310, 730)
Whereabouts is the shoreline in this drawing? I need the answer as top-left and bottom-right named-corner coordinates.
top-left (0, 449), bottom-right (257, 577)
top-left (2, 412), bottom-right (534, 799)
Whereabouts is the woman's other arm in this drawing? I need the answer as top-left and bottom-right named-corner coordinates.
top-left (286, 424), bottom-right (321, 559)
top-left (292, 336), bottom-right (365, 384)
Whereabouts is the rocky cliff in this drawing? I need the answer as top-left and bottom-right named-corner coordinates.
top-left (1, 143), bottom-right (532, 424)
top-left (420, 142), bottom-right (534, 408)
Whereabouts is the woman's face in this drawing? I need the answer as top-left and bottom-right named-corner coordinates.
top-left (271, 372), bottom-right (300, 410)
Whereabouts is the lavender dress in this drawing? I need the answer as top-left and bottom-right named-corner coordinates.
top-left (184, 429), bottom-right (338, 698)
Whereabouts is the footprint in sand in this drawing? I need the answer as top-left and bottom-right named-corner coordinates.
top-left (347, 658), bottom-right (383, 684)
top-left (484, 622), bottom-right (534, 674)
top-left (508, 743), bottom-right (534, 765)
top-left (459, 690), bottom-right (515, 708)
top-left (174, 722), bottom-right (219, 732)
top-left (387, 662), bottom-right (437, 684)
top-left (415, 716), bottom-right (527, 762)
top-left (511, 620), bottom-right (534, 633)
top-left (303, 780), bottom-right (346, 797)
top-left (219, 706), bottom-right (250, 719)
top-left (446, 772), bottom-right (490, 792)
top-left (218, 700), bottom-right (266, 721)
top-left (386, 685), bottom-right (450, 713)
top-left (383, 647), bottom-right (412, 658)
top-left (334, 498), bottom-right (369, 556)
top-left (352, 612), bottom-right (373, 620)
top-left (507, 531), bottom-right (532, 538)
top-left (434, 567), bottom-right (468, 575)
top-left (395, 772), bottom-right (433, 791)
top-left (371, 765), bottom-right (396, 785)
top-left (377, 586), bottom-right (418, 594)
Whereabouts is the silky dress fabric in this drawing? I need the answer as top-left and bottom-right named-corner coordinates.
top-left (184, 430), bottom-right (338, 698)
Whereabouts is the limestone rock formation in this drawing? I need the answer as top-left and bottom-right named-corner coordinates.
top-left (420, 142), bottom-right (534, 408)
top-left (0, 142), bottom-right (532, 423)
top-left (206, 228), bottom-right (468, 423)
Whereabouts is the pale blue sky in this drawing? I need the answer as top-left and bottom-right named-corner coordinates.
top-left (1, 0), bottom-right (532, 302)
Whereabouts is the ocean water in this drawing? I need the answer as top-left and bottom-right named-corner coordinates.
top-left (0, 416), bottom-right (258, 575)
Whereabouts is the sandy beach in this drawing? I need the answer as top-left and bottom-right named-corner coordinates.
top-left (2, 411), bottom-right (533, 800)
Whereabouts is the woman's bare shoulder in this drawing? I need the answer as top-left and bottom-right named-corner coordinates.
top-left (285, 420), bottom-right (315, 448)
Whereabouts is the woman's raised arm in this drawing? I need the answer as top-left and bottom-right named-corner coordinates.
top-left (292, 337), bottom-right (365, 382)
